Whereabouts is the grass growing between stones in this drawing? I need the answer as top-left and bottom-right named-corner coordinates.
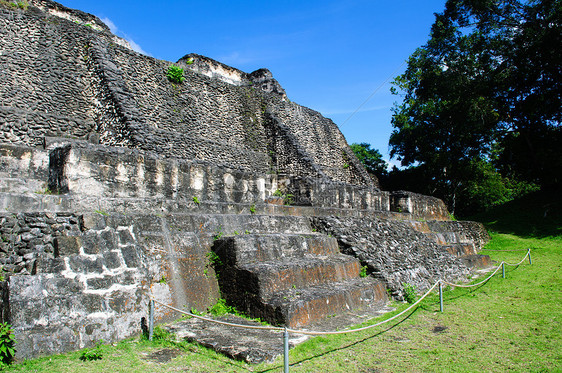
top-left (3, 192), bottom-right (561, 372)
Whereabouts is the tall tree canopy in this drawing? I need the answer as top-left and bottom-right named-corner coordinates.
top-left (390, 0), bottom-right (561, 214)
top-left (350, 143), bottom-right (388, 178)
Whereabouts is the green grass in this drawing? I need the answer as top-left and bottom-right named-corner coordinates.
top-left (3, 191), bottom-right (561, 372)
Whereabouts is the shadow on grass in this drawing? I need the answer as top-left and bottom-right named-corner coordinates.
top-left (466, 189), bottom-right (562, 238)
top-left (256, 307), bottom-right (421, 373)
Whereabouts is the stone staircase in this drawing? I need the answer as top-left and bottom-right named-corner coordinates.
top-left (407, 221), bottom-right (491, 268)
top-left (212, 233), bottom-right (388, 328)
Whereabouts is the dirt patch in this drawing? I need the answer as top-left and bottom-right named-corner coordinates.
top-left (144, 348), bottom-right (183, 363)
top-left (432, 325), bottom-right (448, 333)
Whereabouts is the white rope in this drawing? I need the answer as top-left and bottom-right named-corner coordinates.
top-left (503, 249), bottom-right (530, 266)
top-left (153, 282), bottom-right (439, 336)
top-left (441, 261), bottom-right (504, 288)
top-left (286, 281), bottom-right (440, 336)
top-left (153, 300), bottom-right (284, 332)
top-left (151, 250), bottom-right (530, 336)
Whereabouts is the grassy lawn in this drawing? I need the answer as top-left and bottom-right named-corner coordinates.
top-left (3, 192), bottom-right (561, 372)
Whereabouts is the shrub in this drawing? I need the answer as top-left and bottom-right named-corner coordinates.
top-left (208, 298), bottom-right (236, 316)
top-left (79, 340), bottom-right (103, 361)
top-left (360, 265), bottom-right (368, 278)
top-left (0, 323), bottom-right (15, 365)
top-left (166, 65), bottom-right (184, 84)
top-left (402, 282), bottom-right (417, 303)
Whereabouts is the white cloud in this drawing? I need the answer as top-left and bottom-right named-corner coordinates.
top-left (100, 17), bottom-right (117, 33)
top-left (100, 17), bottom-right (150, 56)
top-left (126, 39), bottom-right (149, 56)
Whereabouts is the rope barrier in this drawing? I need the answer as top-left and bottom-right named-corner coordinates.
top-left (286, 281), bottom-right (440, 336)
top-left (503, 249), bottom-right (531, 266)
top-left (153, 300), bottom-right (284, 332)
top-left (440, 261), bottom-right (504, 288)
top-left (148, 249), bottom-right (532, 353)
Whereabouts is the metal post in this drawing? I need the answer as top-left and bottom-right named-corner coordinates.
top-left (284, 327), bottom-right (290, 373)
top-left (439, 281), bottom-right (443, 313)
top-left (149, 299), bottom-right (155, 341)
top-left (502, 262), bottom-right (505, 279)
top-left (528, 249), bottom-right (532, 265)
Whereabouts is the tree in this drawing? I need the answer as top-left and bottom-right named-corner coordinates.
top-left (390, 0), bottom-right (561, 213)
top-left (349, 143), bottom-right (388, 178)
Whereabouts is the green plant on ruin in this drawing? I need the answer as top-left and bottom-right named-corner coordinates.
top-left (189, 307), bottom-right (202, 316)
top-left (272, 189), bottom-right (294, 205)
top-left (212, 227), bottom-right (223, 241)
top-left (79, 340), bottom-right (103, 361)
top-left (166, 65), bottom-right (185, 84)
top-left (205, 250), bottom-right (222, 279)
top-left (1, 0), bottom-right (28, 10)
top-left (208, 298), bottom-right (236, 317)
top-left (360, 265), bottom-right (368, 278)
top-left (0, 323), bottom-right (15, 365)
top-left (192, 196), bottom-right (200, 205)
top-left (402, 282), bottom-right (417, 304)
top-left (185, 57), bottom-right (194, 65)
top-left (206, 251), bottom-right (222, 267)
top-left (34, 186), bottom-right (54, 195)
top-left (249, 204), bottom-right (256, 214)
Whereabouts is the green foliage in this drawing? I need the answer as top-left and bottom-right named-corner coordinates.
top-left (0, 323), bottom-right (15, 365)
top-left (272, 190), bottom-right (294, 205)
top-left (208, 298), bottom-right (236, 317)
top-left (79, 340), bottom-right (103, 361)
top-left (166, 65), bottom-right (185, 84)
top-left (390, 0), bottom-right (561, 212)
top-left (402, 282), bottom-right (417, 304)
top-left (192, 196), bottom-right (200, 204)
top-left (1, 0), bottom-right (28, 10)
top-left (190, 307), bottom-right (202, 316)
top-left (350, 143), bottom-right (388, 178)
top-left (206, 251), bottom-right (222, 267)
top-left (158, 275), bottom-right (167, 284)
top-left (359, 265), bottom-right (368, 278)
top-left (249, 204), bottom-right (256, 214)
top-left (212, 227), bottom-right (223, 241)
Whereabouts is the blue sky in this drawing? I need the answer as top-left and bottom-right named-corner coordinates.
top-left (62, 0), bottom-right (446, 167)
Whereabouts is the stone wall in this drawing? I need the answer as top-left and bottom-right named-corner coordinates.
top-left (0, 211), bottom-right (222, 358)
top-left (0, 141), bottom-right (451, 222)
top-left (311, 216), bottom-right (474, 296)
top-left (0, 1), bottom-right (374, 186)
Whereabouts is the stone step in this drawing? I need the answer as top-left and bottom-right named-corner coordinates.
top-left (426, 232), bottom-right (468, 245)
top-left (442, 243), bottom-right (477, 257)
top-left (237, 255), bottom-right (361, 296)
top-left (213, 234), bottom-right (340, 265)
top-left (0, 177), bottom-right (45, 194)
top-left (258, 277), bottom-right (388, 328)
top-left (461, 254), bottom-right (491, 268)
top-left (89, 213), bottom-right (315, 237)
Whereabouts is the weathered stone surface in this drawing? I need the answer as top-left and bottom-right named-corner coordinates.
top-left (310, 216), bottom-right (488, 298)
top-left (0, 0), bottom-right (492, 362)
top-left (213, 234), bottom-right (388, 327)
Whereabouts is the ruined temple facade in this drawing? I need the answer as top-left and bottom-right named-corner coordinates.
top-left (0, 0), bottom-right (489, 359)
